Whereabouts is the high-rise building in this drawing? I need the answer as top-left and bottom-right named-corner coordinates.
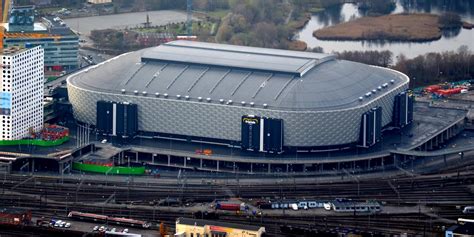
top-left (0, 46), bottom-right (44, 140)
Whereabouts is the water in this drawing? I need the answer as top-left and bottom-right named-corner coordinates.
top-left (296, 0), bottom-right (474, 58)
top-left (63, 10), bottom-right (188, 35)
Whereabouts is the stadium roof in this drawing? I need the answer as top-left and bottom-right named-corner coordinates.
top-left (142, 40), bottom-right (335, 77)
top-left (68, 41), bottom-right (409, 111)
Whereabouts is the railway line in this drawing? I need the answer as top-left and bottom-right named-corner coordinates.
top-left (1, 166), bottom-right (474, 236)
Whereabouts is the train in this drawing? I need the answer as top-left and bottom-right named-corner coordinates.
top-left (67, 211), bottom-right (151, 228)
top-left (215, 201), bottom-right (247, 211)
top-left (257, 199), bottom-right (382, 213)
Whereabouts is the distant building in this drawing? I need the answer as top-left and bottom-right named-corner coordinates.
top-left (0, 46), bottom-right (44, 140)
top-left (175, 218), bottom-right (266, 237)
top-left (87, 0), bottom-right (112, 4)
top-left (2, 6), bottom-right (79, 71)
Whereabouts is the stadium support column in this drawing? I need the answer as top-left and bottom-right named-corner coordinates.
top-left (167, 155), bottom-right (170, 166)
top-left (200, 159), bottom-right (203, 169)
top-left (268, 164), bottom-right (271, 173)
top-left (250, 163), bottom-right (253, 173)
top-left (135, 152), bottom-right (138, 162)
top-left (217, 161), bottom-right (219, 172)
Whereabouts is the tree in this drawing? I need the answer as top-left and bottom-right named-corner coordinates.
top-left (438, 12), bottom-right (462, 28)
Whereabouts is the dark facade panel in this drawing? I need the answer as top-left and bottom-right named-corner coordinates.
top-left (393, 92), bottom-right (413, 128)
top-left (360, 107), bottom-right (382, 148)
top-left (96, 101), bottom-right (113, 134)
top-left (263, 118), bottom-right (283, 153)
top-left (96, 101), bottom-right (138, 138)
top-left (374, 107), bottom-right (382, 143)
top-left (115, 103), bottom-right (125, 135)
top-left (241, 116), bottom-right (260, 151)
top-left (407, 95), bottom-right (414, 123)
top-left (126, 104), bottom-right (138, 137)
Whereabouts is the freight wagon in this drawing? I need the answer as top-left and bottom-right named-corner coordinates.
top-left (0, 208), bottom-right (31, 226)
top-left (215, 202), bottom-right (247, 211)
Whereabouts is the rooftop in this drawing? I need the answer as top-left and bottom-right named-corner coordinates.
top-left (143, 40), bottom-right (335, 77)
top-left (0, 46), bottom-right (33, 55)
top-left (0, 17), bottom-right (76, 36)
top-left (177, 218), bottom-right (263, 232)
top-left (0, 22), bottom-right (47, 32)
top-left (68, 41), bottom-right (409, 111)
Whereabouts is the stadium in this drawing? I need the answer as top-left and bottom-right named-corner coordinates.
top-left (67, 40), bottom-right (411, 153)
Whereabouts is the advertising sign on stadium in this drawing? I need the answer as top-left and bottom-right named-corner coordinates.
top-left (242, 117), bottom-right (259, 125)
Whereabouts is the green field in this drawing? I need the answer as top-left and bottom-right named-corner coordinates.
top-left (72, 162), bottom-right (146, 175)
top-left (0, 136), bottom-right (69, 147)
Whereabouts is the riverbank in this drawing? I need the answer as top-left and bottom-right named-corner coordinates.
top-left (314, 13), bottom-right (444, 42)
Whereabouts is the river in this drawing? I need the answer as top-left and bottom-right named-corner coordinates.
top-left (296, 0), bottom-right (474, 58)
top-left (63, 10), bottom-right (188, 35)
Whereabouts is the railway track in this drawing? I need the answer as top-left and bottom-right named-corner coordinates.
top-left (1, 168), bottom-right (473, 236)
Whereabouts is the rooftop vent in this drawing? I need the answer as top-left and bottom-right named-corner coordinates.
top-left (219, 99), bottom-right (224, 104)
top-left (134, 90), bottom-right (138, 95)
top-left (163, 93), bottom-right (168, 98)
top-left (176, 95), bottom-right (181, 99)
top-left (227, 100), bottom-right (233, 105)
top-left (358, 97), bottom-right (363, 101)
top-left (372, 89), bottom-right (377, 94)
top-left (250, 102), bottom-right (255, 107)
top-left (121, 89), bottom-right (126, 94)
top-left (206, 98), bottom-right (211, 102)
top-left (155, 92), bottom-right (160, 97)
top-left (241, 101), bottom-right (246, 106)
top-left (365, 92), bottom-right (372, 97)
top-left (390, 79), bottom-right (395, 84)
top-left (382, 83), bottom-right (388, 88)
top-left (142, 91), bottom-right (147, 96)
top-left (377, 86), bottom-right (382, 91)
top-left (198, 97), bottom-right (203, 101)
top-left (263, 103), bottom-right (268, 108)
top-left (185, 95), bottom-right (190, 100)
